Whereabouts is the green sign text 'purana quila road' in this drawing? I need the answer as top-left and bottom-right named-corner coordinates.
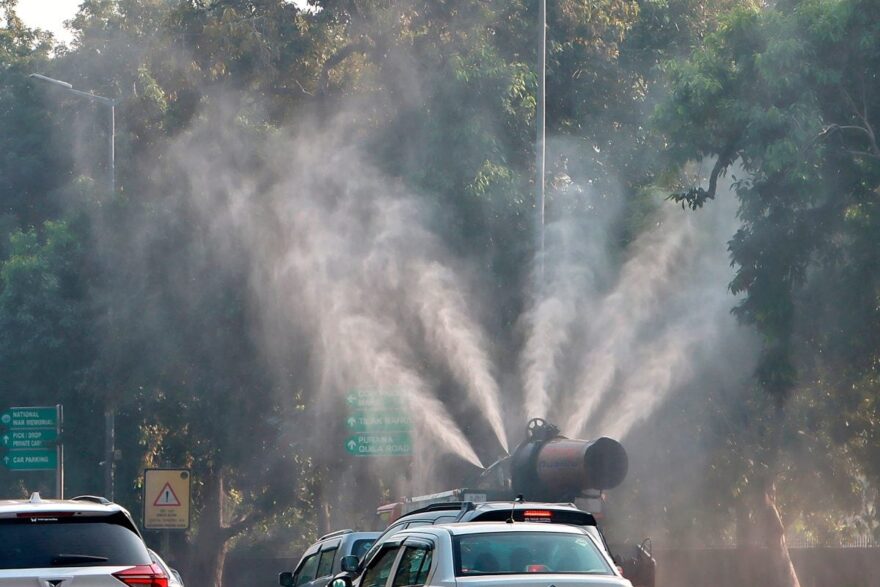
top-left (345, 433), bottom-right (412, 457)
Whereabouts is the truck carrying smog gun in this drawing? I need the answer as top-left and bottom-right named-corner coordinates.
top-left (378, 419), bottom-right (655, 587)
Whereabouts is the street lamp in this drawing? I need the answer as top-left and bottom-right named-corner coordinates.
top-left (29, 73), bottom-right (117, 501)
top-left (29, 73), bottom-right (116, 195)
top-left (536, 0), bottom-right (546, 284)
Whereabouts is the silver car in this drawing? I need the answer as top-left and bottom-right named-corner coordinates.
top-left (338, 522), bottom-right (632, 587)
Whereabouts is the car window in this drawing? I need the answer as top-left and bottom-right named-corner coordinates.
top-left (0, 516), bottom-right (152, 569)
top-left (454, 532), bottom-right (612, 576)
top-left (351, 539), bottom-right (375, 560)
top-left (404, 521), bottom-right (431, 529)
top-left (295, 554), bottom-right (319, 587)
top-left (392, 547), bottom-right (432, 587)
top-left (361, 524), bottom-right (405, 567)
top-left (432, 516), bottom-right (457, 524)
top-left (361, 547), bottom-right (400, 587)
top-left (316, 547), bottom-right (337, 578)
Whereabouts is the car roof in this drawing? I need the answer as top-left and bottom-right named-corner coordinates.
top-left (317, 529), bottom-right (381, 542)
top-left (0, 494), bottom-right (128, 517)
top-left (344, 531), bottom-right (381, 539)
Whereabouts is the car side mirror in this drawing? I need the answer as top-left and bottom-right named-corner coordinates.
top-left (340, 555), bottom-right (359, 573)
top-left (279, 572), bottom-right (294, 587)
top-left (171, 569), bottom-right (183, 585)
top-left (332, 578), bottom-right (352, 587)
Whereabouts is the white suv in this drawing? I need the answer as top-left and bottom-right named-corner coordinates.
top-left (339, 522), bottom-right (632, 587)
top-left (0, 493), bottom-right (168, 586)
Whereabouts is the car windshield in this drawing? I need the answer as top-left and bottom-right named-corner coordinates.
top-left (454, 532), bottom-right (612, 576)
top-left (0, 516), bottom-right (152, 569)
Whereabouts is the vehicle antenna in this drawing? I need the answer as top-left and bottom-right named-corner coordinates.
top-left (507, 494), bottom-right (524, 524)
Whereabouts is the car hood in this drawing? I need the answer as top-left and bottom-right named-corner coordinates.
top-left (456, 574), bottom-right (632, 587)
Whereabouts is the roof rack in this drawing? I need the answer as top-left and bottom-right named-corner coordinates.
top-left (405, 501), bottom-right (477, 516)
top-left (319, 529), bottom-right (354, 541)
top-left (71, 495), bottom-right (112, 505)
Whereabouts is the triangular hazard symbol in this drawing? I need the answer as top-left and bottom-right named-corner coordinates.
top-left (153, 482), bottom-right (182, 507)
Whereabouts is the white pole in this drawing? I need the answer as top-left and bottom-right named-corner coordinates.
top-left (536, 0), bottom-right (547, 284)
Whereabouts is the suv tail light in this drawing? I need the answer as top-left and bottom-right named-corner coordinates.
top-left (113, 564), bottom-right (169, 587)
top-left (522, 510), bottom-right (552, 518)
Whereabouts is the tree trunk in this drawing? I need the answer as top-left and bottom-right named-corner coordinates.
top-left (186, 471), bottom-right (232, 587)
top-left (738, 481), bottom-right (801, 587)
top-left (758, 483), bottom-right (801, 587)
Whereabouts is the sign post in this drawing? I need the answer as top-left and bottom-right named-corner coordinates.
top-left (144, 469), bottom-right (191, 531)
top-left (344, 390), bottom-right (412, 457)
top-left (0, 405), bottom-right (63, 497)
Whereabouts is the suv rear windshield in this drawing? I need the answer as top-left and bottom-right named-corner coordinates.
top-left (0, 514), bottom-right (152, 569)
top-left (454, 532), bottom-right (612, 577)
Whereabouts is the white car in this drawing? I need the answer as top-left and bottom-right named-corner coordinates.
top-left (0, 493), bottom-right (169, 586)
top-left (338, 522), bottom-right (632, 587)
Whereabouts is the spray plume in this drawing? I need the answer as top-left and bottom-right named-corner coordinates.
top-left (559, 171), bottom-right (742, 438)
top-left (562, 213), bottom-right (693, 436)
top-left (520, 186), bottom-right (618, 420)
top-left (172, 113), bottom-right (488, 468)
top-left (518, 159), bottom-right (745, 441)
top-left (597, 188), bottom-right (741, 439)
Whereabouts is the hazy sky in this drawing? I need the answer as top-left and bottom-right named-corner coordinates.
top-left (17, 0), bottom-right (80, 43)
top-left (16, 0), bottom-right (309, 44)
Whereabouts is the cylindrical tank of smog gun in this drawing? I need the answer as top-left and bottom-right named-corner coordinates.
top-left (509, 418), bottom-right (628, 502)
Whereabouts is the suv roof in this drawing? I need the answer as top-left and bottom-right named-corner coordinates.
top-left (0, 493), bottom-right (131, 517)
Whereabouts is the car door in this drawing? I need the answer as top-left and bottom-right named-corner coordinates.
top-left (313, 540), bottom-right (341, 587)
top-left (293, 545), bottom-right (321, 587)
top-left (358, 543), bottom-right (404, 587)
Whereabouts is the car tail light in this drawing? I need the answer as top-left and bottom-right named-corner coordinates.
top-left (526, 564), bottom-right (549, 573)
top-left (113, 564), bottom-right (169, 587)
top-left (522, 510), bottom-right (552, 518)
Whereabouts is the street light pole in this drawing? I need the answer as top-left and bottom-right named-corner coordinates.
top-left (29, 73), bottom-right (117, 500)
top-left (29, 74), bottom-right (116, 195)
top-left (536, 0), bottom-right (547, 285)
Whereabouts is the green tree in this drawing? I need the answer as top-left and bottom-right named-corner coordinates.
top-left (657, 0), bottom-right (880, 583)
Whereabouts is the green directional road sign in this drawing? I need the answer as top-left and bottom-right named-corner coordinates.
top-left (1, 428), bottom-right (58, 449)
top-left (345, 433), bottom-right (412, 457)
top-left (345, 390), bottom-right (403, 409)
top-left (0, 407), bottom-right (57, 429)
top-left (345, 411), bottom-right (412, 432)
top-left (2, 450), bottom-right (57, 470)
top-left (1, 406), bottom-right (60, 472)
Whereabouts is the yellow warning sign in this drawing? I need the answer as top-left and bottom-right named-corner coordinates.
top-left (144, 469), bottom-right (190, 530)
